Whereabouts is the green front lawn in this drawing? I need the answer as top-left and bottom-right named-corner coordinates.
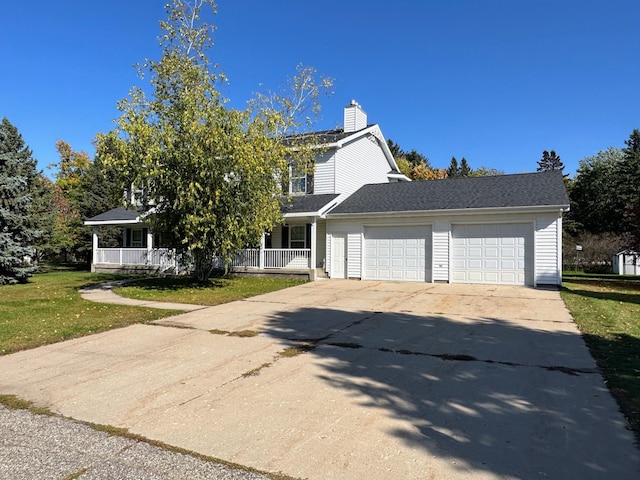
top-left (0, 272), bottom-right (305, 355)
top-left (113, 275), bottom-right (306, 305)
top-left (561, 275), bottom-right (640, 441)
top-left (0, 271), bottom-right (181, 355)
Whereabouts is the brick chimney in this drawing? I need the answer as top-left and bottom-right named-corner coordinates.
top-left (343, 100), bottom-right (367, 133)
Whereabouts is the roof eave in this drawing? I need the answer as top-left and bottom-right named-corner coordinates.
top-left (327, 204), bottom-right (570, 218)
top-left (84, 218), bottom-right (142, 226)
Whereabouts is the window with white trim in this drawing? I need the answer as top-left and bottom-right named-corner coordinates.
top-left (290, 225), bottom-right (306, 249)
top-left (131, 229), bottom-right (143, 247)
top-left (289, 163), bottom-right (313, 194)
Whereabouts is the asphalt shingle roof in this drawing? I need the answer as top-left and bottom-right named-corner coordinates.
top-left (282, 194), bottom-right (340, 214)
top-left (282, 127), bottom-right (371, 147)
top-left (85, 207), bottom-right (142, 223)
top-left (329, 171), bottom-right (569, 215)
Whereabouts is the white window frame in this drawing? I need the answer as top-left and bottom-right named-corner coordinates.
top-left (290, 225), bottom-right (306, 249)
top-left (290, 164), bottom-right (307, 194)
top-left (131, 229), bottom-right (143, 247)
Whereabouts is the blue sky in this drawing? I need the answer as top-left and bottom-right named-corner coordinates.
top-left (1, 0), bottom-right (638, 178)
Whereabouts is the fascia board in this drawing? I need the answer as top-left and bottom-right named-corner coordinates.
top-left (327, 204), bottom-right (570, 219)
top-left (283, 211), bottom-right (321, 219)
top-left (84, 218), bottom-right (142, 226)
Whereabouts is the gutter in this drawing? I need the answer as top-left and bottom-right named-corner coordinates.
top-left (326, 204), bottom-right (570, 219)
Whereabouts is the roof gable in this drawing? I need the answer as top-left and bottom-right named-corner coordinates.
top-left (329, 171), bottom-right (569, 215)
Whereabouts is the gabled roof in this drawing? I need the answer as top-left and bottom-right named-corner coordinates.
top-left (282, 194), bottom-right (340, 217)
top-left (283, 124), bottom-right (406, 180)
top-left (329, 171), bottom-right (570, 216)
top-left (84, 207), bottom-right (144, 225)
top-left (282, 127), bottom-right (371, 147)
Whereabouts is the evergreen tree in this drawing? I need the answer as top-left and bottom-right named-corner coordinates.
top-left (459, 157), bottom-right (472, 176)
top-left (617, 129), bottom-right (640, 243)
top-left (447, 157), bottom-right (460, 177)
top-left (537, 150), bottom-right (564, 172)
top-left (386, 138), bottom-right (404, 159)
top-left (30, 174), bottom-right (56, 263)
top-left (0, 117), bottom-right (39, 284)
top-left (405, 149), bottom-right (430, 168)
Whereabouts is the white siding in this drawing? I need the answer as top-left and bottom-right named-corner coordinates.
top-left (326, 219), bottom-right (360, 278)
top-left (344, 103), bottom-right (367, 132)
top-left (313, 150), bottom-right (336, 194)
top-left (271, 225), bottom-right (282, 248)
top-left (325, 229), bottom-right (331, 275)
top-left (432, 220), bottom-right (449, 281)
top-left (328, 211), bottom-right (564, 286)
top-left (347, 232), bottom-right (362, 278)
top-left (335, 131), bottom-right (392, 197)
top-left (316, 220), bottom-right (327, 268)
top-left (535, 214), bottom-right (562, 285)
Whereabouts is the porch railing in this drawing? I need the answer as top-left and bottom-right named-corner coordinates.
top-left (95, 248), bottom-right (177, 269)
top-left (94, 248), bottom-right (311, 270)
top-left (263, 249), bottom-right (310, 269)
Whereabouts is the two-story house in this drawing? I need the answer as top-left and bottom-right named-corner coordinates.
top-left (86, 101), bottom-right (569, 286)
top-left (85, 101), bottom-right (408, 277)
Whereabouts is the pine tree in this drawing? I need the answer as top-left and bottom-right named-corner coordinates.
top-left (0, 117), bottom-right (39, 284)
top-left (617, 129), bottom-right (640, 242)
top-left (537, 150), bottom-right (564, 172)
top-left (459, 157), bottom-right (472, 176)
top-left (447, 157), bottom-right (460, 178)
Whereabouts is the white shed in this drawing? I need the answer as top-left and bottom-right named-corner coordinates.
top-left (612, 249), bottom-right (640, 275)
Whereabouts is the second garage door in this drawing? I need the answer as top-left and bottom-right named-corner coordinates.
top-left (452, 223), bottom-right (533, 285)
top-left (364, 226), bottom-right (431, 282)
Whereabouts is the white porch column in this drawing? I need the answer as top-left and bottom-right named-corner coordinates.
top-left (147, 230), bottom-right (153, 266)
top-left (310, 218), bottom-right (317, 269)
top-left (91, 227), bottom-right (98, 273)
top-left (259, 233), bottom-right (265, 270)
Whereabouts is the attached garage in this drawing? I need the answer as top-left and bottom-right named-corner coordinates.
top-left (451, 223), bottom-right (534, 285)
top-left (326, 172), bottom-right (570, 287)
top-left (364, 226), bottom-right (431, 282)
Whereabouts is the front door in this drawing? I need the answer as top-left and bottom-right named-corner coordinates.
top-left (332, 234), bottom-right (347, 279)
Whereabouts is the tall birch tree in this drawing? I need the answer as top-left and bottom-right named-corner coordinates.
top-left (96, 0), bottom-right (331, 281)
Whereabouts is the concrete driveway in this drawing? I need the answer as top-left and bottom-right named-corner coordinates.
top-left (0, 280), bottom-right (638, 479)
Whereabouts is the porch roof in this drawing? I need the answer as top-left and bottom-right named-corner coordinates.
top-left (84, 207), bottom-right (145, 226)
top-left (281, 194), bottom-right (340, 217)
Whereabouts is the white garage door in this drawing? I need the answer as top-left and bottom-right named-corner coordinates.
top-left (364, 226), bottom-right (431, 282)
top-left (452, 223), bottom-right (533, 285)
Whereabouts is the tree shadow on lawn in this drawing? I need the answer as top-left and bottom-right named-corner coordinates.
top-left (259, 307), bottom-right (639, 479)
top-left (563, 286), bottom-right (640, 306)
top-left (581, 331), bottom-right (640, 438)
top-left (121, 276), bottom-right (228, 292)
top-left (563, 277), bottom-right (640, 302)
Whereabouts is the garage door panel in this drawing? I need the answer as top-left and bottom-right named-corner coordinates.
top-left (452, 223), bottom-right (533, 286)
top-left (365, 226), bottom-right (431, 282)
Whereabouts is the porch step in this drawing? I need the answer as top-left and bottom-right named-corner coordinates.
top-left (315, 268), bottom-right (329, 279)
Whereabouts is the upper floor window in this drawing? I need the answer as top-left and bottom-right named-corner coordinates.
top-left (289, 164), bottom-right (313, 195)
top-left (291, 172), bottom-right (307, 194)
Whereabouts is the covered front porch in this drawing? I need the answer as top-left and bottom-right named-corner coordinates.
top-left (92, 246), bottom-right (314, 273)
top-left (84, 194), bottom-right (339, 279)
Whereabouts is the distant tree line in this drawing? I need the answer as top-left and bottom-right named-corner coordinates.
top-left (386, 133), bottom-right (640, 273)
top-left (386, 138), bottom-right (504, 181)
top-left (563, 130), bottom-right (640, 271)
